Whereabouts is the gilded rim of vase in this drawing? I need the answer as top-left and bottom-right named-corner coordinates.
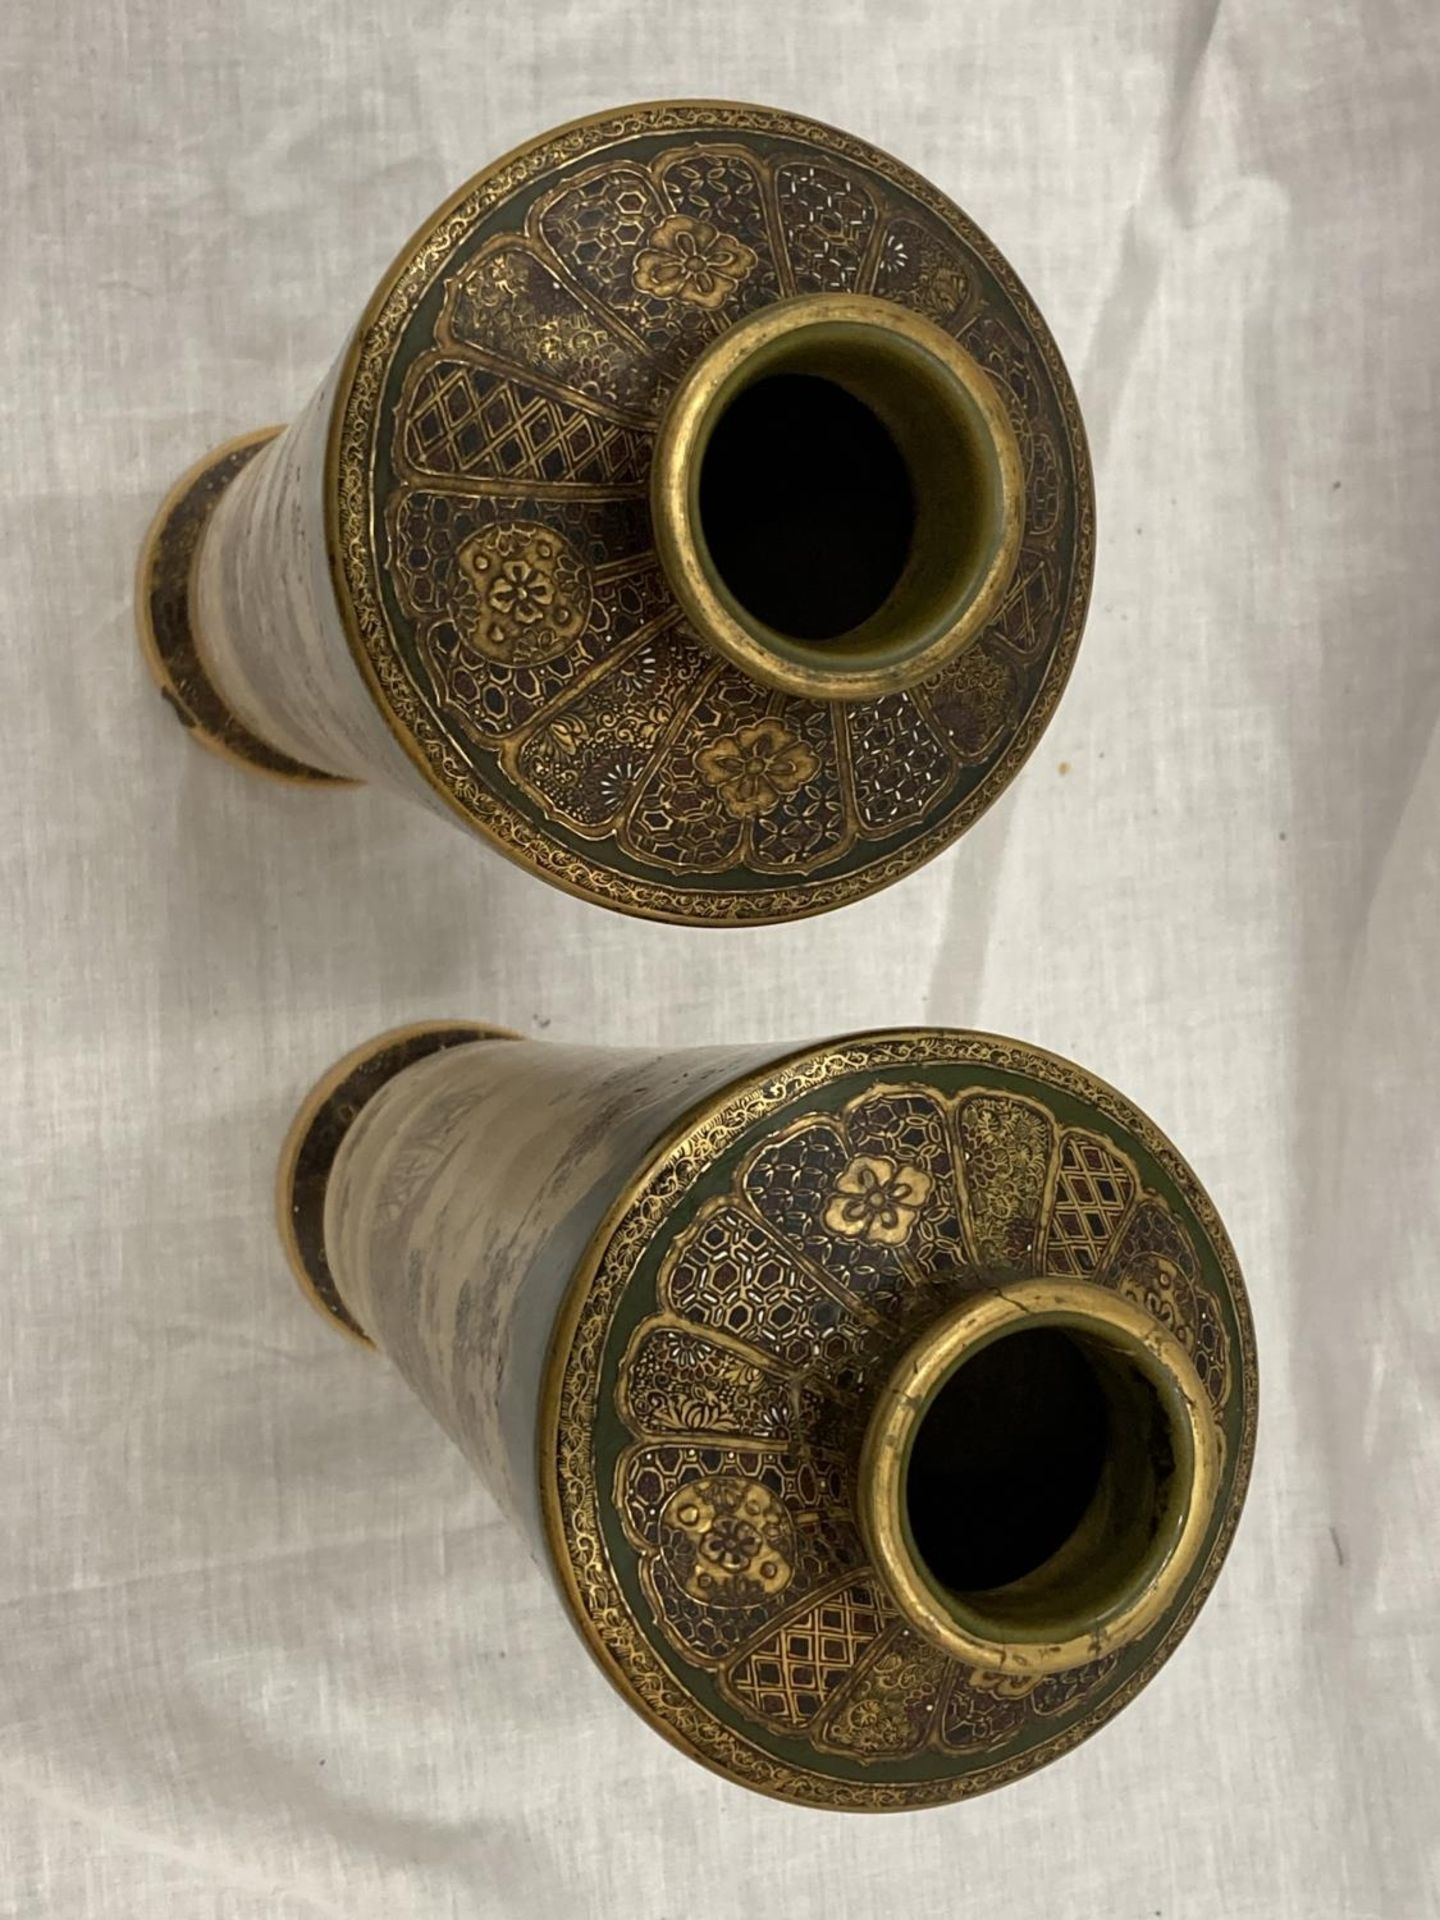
top-left (649, 292), bottom-right (1026, 701)
top-left (857, 1278), bottom-right (1221, 1677)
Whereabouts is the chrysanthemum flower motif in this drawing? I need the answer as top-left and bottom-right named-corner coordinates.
top-left (632, 214), bottom-right (758, 309)
top-left (485, 557), bottom-right (553, 625)
top-left (660, 1475), bottom-right (795, 1605)
top-left (455, 521), bottom-right (592, 665)
top-left (822, 1155), bottom-right (933, 1247)
top-left (694, 720), bottom-right (819, 820)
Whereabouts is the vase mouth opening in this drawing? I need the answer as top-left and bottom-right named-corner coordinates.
top-left (651, 294), bottom-right (1025, 700)
top-left (858, 1280), bottom-right (1220, 1676)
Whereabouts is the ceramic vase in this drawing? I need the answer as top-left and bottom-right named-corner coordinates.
top-left (277, 1019), bottom-right (1254, 1809)
top-left (138, 101), bottom-right (1092, 924)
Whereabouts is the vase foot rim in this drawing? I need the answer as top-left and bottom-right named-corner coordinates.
top-left (136, 426), bottom-right (355, 787)
top-left (276, 1020), bottom-right (522, 1347)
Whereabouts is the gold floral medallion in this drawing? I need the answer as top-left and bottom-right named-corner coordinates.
top-left (455, 522), bottom-right (592, 666)
top-left (632, 215), bottom-right (759, 308)
top-left (823, 1153), bottom-right (933, 1245)
top-left (694, 721), bottom-right (820, 820)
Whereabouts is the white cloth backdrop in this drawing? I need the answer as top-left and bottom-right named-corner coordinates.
top-left (3, 2), bottom-right (1438, 1913)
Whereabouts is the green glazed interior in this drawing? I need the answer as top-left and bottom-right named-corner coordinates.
top-left (900, 1314), bottom-right (1194, 1648)
top-left (686, 319), bottom-right (1010, 682)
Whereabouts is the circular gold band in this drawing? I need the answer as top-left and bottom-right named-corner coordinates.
top-left (651, 293), bottom-right (1025, 699)
top-left (858, 1278), bottom-right (1220, 1675)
